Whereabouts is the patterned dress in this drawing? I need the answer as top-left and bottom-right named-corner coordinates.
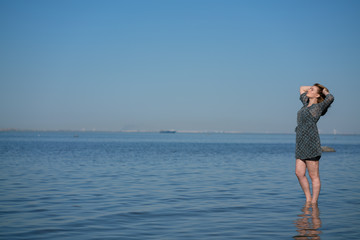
top-left (295, 92), bottom-right (334, 160)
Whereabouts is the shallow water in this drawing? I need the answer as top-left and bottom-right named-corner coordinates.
top-left (0, 132), bottom-right (359, 239)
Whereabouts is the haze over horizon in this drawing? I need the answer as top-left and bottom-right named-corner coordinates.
top-left (1, 0), bottom-right (360, 134)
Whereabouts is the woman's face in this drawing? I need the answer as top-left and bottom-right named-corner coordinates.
top-left (306, 86), bottom-right (320, 99)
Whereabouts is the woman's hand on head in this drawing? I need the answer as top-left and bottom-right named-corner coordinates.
top-left (300, 86), bottom-right (312, 94)
top-left (323, 88), bottom-right (330, 95)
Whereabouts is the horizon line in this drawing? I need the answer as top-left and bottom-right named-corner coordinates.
top-left (1, 128), bottom-right (359, 135)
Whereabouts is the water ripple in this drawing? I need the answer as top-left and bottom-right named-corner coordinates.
top-left (1, 132), bottom-right (359, 239)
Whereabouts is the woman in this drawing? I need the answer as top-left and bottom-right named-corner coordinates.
top-left (295, 83), bottom-right (334, 204)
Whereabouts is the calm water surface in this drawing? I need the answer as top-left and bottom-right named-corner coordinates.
top-left (0, 132), bottom-right (359, 239)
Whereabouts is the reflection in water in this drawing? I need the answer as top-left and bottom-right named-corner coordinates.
top-left (293, 203), bottom-right (322, 239)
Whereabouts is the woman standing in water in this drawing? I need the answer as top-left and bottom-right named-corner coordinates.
top-left (295, 83), bottom-right (334, 204)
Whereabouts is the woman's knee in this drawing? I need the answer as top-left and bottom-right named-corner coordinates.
top-left (309, 173), bottom-right (320, 182)
top-left (295, 169), bottom-right (306, 178)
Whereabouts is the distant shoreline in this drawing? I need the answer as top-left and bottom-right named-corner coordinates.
top-left (1, 129), bottom-right (359, 135)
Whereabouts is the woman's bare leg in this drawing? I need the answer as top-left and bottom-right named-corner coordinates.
top-left (296, 159), bottom-right (312, 202)
top-left (306, 160), bottom-right (321, 204)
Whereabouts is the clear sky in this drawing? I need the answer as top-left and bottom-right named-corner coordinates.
top-left (1, 0), bottom-right (359, 133)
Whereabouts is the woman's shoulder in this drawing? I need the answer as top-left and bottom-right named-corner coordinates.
top-left (300, 92), bottom-right (308, 105)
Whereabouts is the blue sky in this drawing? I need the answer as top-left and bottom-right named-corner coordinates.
top-left (1, 0), bottom-right (359, 133)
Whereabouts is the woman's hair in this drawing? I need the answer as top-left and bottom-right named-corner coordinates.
top-left (313, 83), bottom-right (330, 116)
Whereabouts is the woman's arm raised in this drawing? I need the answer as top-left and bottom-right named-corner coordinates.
top-left (300, 86), bottom-right (311, 94)
top-left (322, 87), bottom-right (330, 96)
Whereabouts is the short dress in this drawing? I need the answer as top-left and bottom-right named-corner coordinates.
top-left (295, 92), bottom-right (334, 160)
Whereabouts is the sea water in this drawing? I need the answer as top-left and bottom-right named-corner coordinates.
top-left (0, 132), bottom-right (359, 239)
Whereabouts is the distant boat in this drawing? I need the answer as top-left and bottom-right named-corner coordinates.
top-left (160, 130), bottom-right (176, 134)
